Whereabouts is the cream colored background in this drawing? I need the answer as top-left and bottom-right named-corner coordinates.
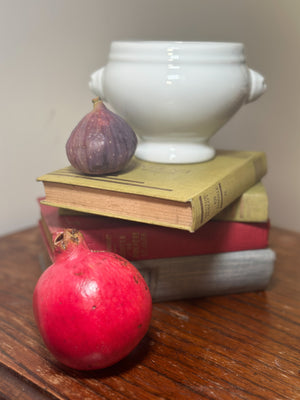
top-left (1, 0), bottom-right (299, 236)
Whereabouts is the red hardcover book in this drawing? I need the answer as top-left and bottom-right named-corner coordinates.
top-left (38, 198), bottom-right (270, 261)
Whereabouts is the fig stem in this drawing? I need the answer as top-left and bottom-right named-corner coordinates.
top-left (92, 97), bottom-right (102, 109)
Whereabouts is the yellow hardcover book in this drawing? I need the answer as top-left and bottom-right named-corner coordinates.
top-left (59, 181), bottom-right (269, 223)
top-left (214, 182), bottom-right (269, 222)
top-left (37, 150), bottom-right (267, 232)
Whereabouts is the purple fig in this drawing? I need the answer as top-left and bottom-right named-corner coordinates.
top-left (66, 97), bottom-right (137, 175)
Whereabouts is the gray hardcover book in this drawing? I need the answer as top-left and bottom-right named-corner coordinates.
top-left (134, 248), bottom-right (275, 302)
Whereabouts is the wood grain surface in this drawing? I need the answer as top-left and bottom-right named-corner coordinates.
top-left (0, 226), bottom-right (299, 400)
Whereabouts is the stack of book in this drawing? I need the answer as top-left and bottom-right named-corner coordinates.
top-left (37, 150), bottom-right (275, 302)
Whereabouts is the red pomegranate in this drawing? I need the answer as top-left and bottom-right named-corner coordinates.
top-left (33, 229), bottom-right (152, 370)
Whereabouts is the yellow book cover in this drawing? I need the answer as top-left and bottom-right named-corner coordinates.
top-left (214, 182), bottom-right (269, 222)
top-left (37, 150), bottom-right (267, 232)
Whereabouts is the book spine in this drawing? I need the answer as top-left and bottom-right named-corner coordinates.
top-left (83, 222), bottom-right (270, 260)
top-left (214, 195), bottom-right (268, 222)
top-left (214, 183), bottom-right (269, 222)
top-left (40, 199), bottom-right (270, 260)
top-left (191, 152), bottom-right (267, 231)
top-left (133, 248), bottom-right (275, 302)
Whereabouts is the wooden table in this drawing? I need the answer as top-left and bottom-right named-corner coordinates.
top-left (0, 226), bottom-right (299, 400)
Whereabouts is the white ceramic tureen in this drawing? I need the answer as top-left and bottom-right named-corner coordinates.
top-left (89, 41), bottom-right (266, 164)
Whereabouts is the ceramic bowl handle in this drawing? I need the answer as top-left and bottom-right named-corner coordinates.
top-left (89, 67), bottom-right (106, 99)
top-left (246, 68), bottom-right (267, 103)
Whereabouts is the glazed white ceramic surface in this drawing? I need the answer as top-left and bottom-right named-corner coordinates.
top-left (89, 41), bottom-right (266, 164)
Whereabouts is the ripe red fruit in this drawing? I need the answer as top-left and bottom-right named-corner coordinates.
top-left (33, 229), bottom-right (152, 370)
